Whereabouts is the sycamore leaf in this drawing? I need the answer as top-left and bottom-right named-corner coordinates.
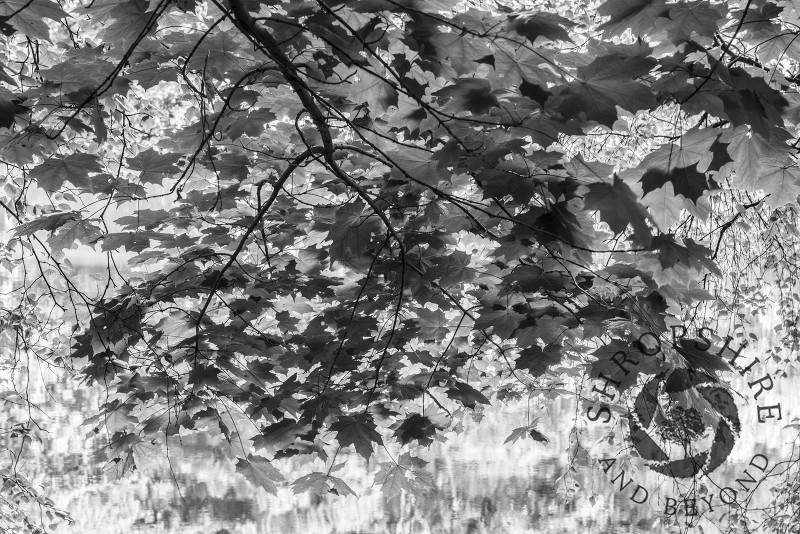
top-left (515, 344), bottom-right (563, 378)
top-left (597, 0), bottom-right (669, 36)
top-left (429, 31), bottom-right (493, 74)
top-left (661, 1), bottom-right (723, 43)
top-left (426, 250), bottom-right (473, 287)
top-left (529, 428), bottom-right (549, 443)
top-left (389, 150), bottom-right (442, 186)
top-left (0, 0), bottom-right (64, 41)
top-left (0, 99), bottom-right (27, 129)
top-left (502, 264), bottom-right (564, 293)
top-left (28, 153), bottom-right (104, 191)
top-left (252, 418), bottom-right (313, 454)
top-left (584, 175), bottom-right (654, 246)
top-left (508, 11), bottom-right (575, 43)
top-left (98, 232), bottom-right (173, 253)
top-left (292, 471), bottom-right (356, 497)
top-left (504, 425), bottom-right (529, 444)
top-left (640, 181), bottom-right (685, 230)
top-left (757, 157), bottom-right (800, 207)
top-left (719, 68), bottom-right (788, 138)
top-left (637, 128), bottom-right (723, 201)
top-left (505, 423), bottom-right (549, 444)
top-left (556, 54), bottom-right (656, 127)
top-left (445, 381), bottom-right (490, 408)
top-left (126, 149), bottom-right (182, 183)
top-left (327, 200), bottom-right (381, 269)
top-left (413, 308), bottom-right (452, 340)
top-left (723, 125), bottom-right (764, 189)
top-left (552, 53), bottom-right (657, 126)
top-left (348, 69), bottom-right (398, 113)
top-left (654, 236), bottom-right (721, 275)
top-left (434, 78), bottom-right (499, 115)
top-left (47, 220), bottom-right (103, 254)
top-left (674, 339), bottom-right (733, 376)
top-left (235, 454), bottom-right (284, 495)
top-left (474, 304), bottom-right (526, 339)
top-left (589, 339), bottom-right (666, 394)
top-left (41, 58), bottom-right (116, 93)
top-left (373, 462), bottom-right (427, 499)
top-left (14, 212), bottom-right (79, 236)
top-left (97, 0), bottom-right (152, 50)
top-left (754, 27), bottom-right (800, 64)
top-left (394, 414), bottom-right (438, 446)
top-left (330, 414), bottom-right (383, 460)
top-left (493, 42), bottom-right (563, 87)
top-left (0, 0), bottom-right (67, 20)
top-left (115, 209), bottom-right (171, 231)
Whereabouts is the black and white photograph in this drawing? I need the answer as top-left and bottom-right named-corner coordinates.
top-left (0, 0), bottom-right (796, 532)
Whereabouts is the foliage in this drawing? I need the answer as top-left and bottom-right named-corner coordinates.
top-left (1, 0), bottom-right (800, 530)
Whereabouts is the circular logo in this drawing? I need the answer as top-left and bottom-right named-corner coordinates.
top-left (629, 368), bottom-right (741, 478)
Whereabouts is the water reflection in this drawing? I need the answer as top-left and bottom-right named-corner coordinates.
top-left (2, 265), bottom-right (797, 533)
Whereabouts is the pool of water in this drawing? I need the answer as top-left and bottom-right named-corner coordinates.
top-left (1, 265), bottom-right (797, 534)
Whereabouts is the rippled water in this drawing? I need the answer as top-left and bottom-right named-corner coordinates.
top-left (3, 264), bottom-right (798, 534)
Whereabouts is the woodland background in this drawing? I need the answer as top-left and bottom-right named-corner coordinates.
top-left (0, 0), bottom-right (798, 532)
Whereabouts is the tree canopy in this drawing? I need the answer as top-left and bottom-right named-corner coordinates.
top-left (1, 0), bottom-right (800, 531)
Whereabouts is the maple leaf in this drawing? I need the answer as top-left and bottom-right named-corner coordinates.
top-left (756, 157), bottom-right (800, 207)
top-left (348, 69), bottom-right (398, 114)
top-left (504, 423), bottom-right (549, 445)
top-left (434, 78), bottom-right (499, 115)
top-left (673, 339), bottom-right (733, 376)
top-left (493, 42), bottom-right (563, 87)
top-left (126, 149), bottom-right (182, 183)
top-left (429, 31), bottom-right (493, 74)
top-left (28, 153), bottom-right (104, 191)
top-left (660, 1), bottom-right (723, 44)
top-left (327, 200), bottom-right (381, 270)
top-left (47, 220), bottom-right (103, 255)
top-left (515, 344), bottom-right (563, 378)
top-left (446, 381), bottom-right (490, 408)
top-left (413, 308), bottom-right (452, 340)
top-left (722, 125), bottom-right (766, 189)
top-left (41, 57), bottom-right (117, 94)
top-left (14, 212), bottom-right (79, 236)
top-left (389, 150), bottom-right (446, 187)
top-left (474, 304), bottom-right (526, 339)
top-left (0, 0), bottom-right (66, 20)
top-left (0, 98), bottom-right (28, 129)
top-left (235, 454), bottom-right (284, 495)
top-left (718, 68), bottom-right (789, 138)
top-left (330, 414), bottom-right (383, 460)
top-left (589, 339), bottom-right (666, 393)
top-left (552, 53), bottom-right (657, 126)
top-left (584, 175), bottom-right (654, 246)
top-left (754, 27), bottom-right (800, 64)
top-left (252, 418), bottom-right (313, 454)
top-left (507, 11), bottom-right (575, 43)
top-left (97, 0), bottom-right (153, 51)
top-left (373, 460), bottom-right (431, 499)
top-left (98, 232), bottom-right (173, 253)
top-left (502, 264), bottom-right (563, 293)
top-left (426, 250), bottom-right (473, 287)
top-left (0, 0), bottom-right (66, 40)
top-left (654, 236), bottom-right (721, 275)
top-left (394, 414), bottom-right (438, 446)
top-left (597, 0), bottom-right (669, 36)
top-left (637, 128), bottom-right (721, 202)
top-left (292, 471), bottom-right (356, 497)
top-left (639, 181), bottom-right (685, 231)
